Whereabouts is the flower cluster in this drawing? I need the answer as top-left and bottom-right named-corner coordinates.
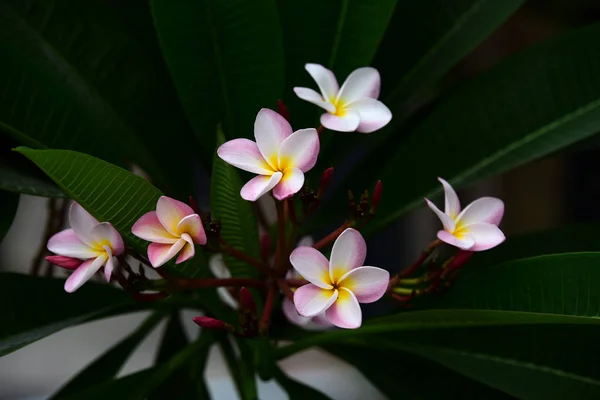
top-left (45, 63), bottom-right (506, 332)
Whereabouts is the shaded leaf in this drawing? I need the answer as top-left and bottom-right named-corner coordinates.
top-left (272, 364), bottom-right (331, 399)
top-left (62, 368), bottom-right (156, 400)
top-left (0, 190), bottom-right (19, 243)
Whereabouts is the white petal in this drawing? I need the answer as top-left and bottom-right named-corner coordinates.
top-left (104, 251), bottom-right (114, 282)
top-left (438, 178), bottom-right (461, 219)
top-left (240, 172), bottom-right (283, 202)
top-left (69, 202), bottom-right (99, 246)
top-left (425, 198), bottom-right (456, 232)
top-left (437, 230), bottom-right (475, 250)
top-left (217, 138), bottom-right (274, 175)
top-left (337, 67), bottom-right (380, 103)
top-left (293, 87), bottom-right (336, 113)
top-left (290, 246), bottom-right (332, 289)
top-left (325, 288), bottom-right (362, 329)
top-left (456, 197), bottom-right (505, 227)
top-left (338, 266), bottom-right (390, 304)
top-left (47, 229), bottom-right (101, 259)
top-left (294, 284), bottom-right (338, 318)
top-left (305, 63), bottom-right (339, 100)
top-left (278, 128), bottom-right (320, 172)
top-left (254, 108), bottom-right (293, 169)
top-left (64, 254), bottom-right (107, 293)
top-left (88, 222), bottom-right (124, 255)
top-left (329, 228), bottom-right (367, 283)
top-left (346, 98), bottom-right (391, 133)
top-left (209, 254), bottom-right (231, 279)
top-left (463, 222), bottom-right (505, 251)
top-left (320, 111), bottom-right (360, 132)
top-left (272, 168), bottom-right (305, 201)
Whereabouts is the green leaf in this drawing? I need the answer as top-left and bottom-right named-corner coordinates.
top-left (338, 21), bottom-right (600, 234)
top-left (51, 312), bottom-right (164, 399)
top-left (0, 190), bottom-right (19, 242)
top-left (62, 368), bottom-right (156, 400)
top-left (0, 0), bottom-right (185, 188)
top-left (16, 147), bottom-right (200, 277)
top-left (0, 152), bottom-right (64, 197)
top-left (150, 0), bottom-right (284, 160)
top-left (218, 335), bottom-right (245, 399)
top-left (272, 364), bottom-right (331, 399)
top-left (0, 272), bottom-right (135, 357)
top-left (210, 128), bottom-right (260, 277)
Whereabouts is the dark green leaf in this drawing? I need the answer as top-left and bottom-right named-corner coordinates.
top-left (0, 190), bottom-right (19, 243)
top-left (0, 151), bottom-right (64, 197)
top-left (51, 312), bottom-right (164, 399)
top-left (272, 364), bottom-right (331, 399)
top-left (62, 368), bottom-right (156, 400)
top-left (210, 128), bottom-right (260, 277)
top-left (16, 147), bottom-right (200, 277)
top-left (0, 272), bottom-right (135, 357)
top-left (151, 0), bottom-right (284, 160)
top-left (218, 335), bottom-right (245, 399)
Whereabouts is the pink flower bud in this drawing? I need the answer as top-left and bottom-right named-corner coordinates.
top-left (370, 180), bottom-right (382, 214)
top-left (45, 255), bottom-right (83, 270)
top-left (192, 316), bottom-right (233, 331)
top-left (277, 99), bottom-right (290, 122)
top-left (239, 287), bottom-right (257, 316)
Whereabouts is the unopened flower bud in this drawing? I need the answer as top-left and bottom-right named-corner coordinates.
top-left (239, 287), bottom-right (257, 317)
top-left (317, 167), bottom-right (334, 199)
top-left (45, 255), bottom-right (82, 270)
top-left (370, 180), bottom-right (383, 214)
top-left (277, 99), bottom-right (290, 122)
top-left (193, 316), bottom-right (233, 331)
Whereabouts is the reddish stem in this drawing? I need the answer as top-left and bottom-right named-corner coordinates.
top-left (286, 278), bottom-right (308, 287)
top-left (316, 124), bottom-right (324, 135)
top-left (260, 283), bottom-right (278, 333)
top-left (176, 277), bottom-right (265, 290)
top-left (397, 239), bottom-right (441, 278)
top-left (131, 292), bottom-right (168, 302)
top-left (274, 200), bottom-right (286, 271)
top-left (278, 279), bottom-right (295, 301)
top-left (312, 222), bottom-right (350, 250)
top-left (219, 237), bottom-right (267, 272)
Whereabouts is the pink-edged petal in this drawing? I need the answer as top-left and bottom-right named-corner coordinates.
top-left (290, 246), bottom-right (332, 289)
top-left (437, 230), bottom-right (475, 250)
top-left (177, 214), bottom-right (207, 245)
top-left (209, 254), bottom-right (231, 279)
top-left (294, 284), bottom-right (338, 317)
top-left (47, 229), bottom-right (100, 259)
top-left (283, 297), bottom-right (311, 326)
top-left (217, 138), bottom-right (274, 175)
top-left (68, 202), bottom-right (100, 246)
top-left (338, 266), bottom-right (390, 304)
top-left (45, 255), bottom-right (82, 270)
top-left (176, 241), bottom-right (195, 264)
top-left (103, 247), bottom-right (114, 282)
top-left (326, 288), bottom-right (362, 329)
top-left (132, 211), bottom-right (178, 244)
top-left (240, 172), bottom-right (282, 202)
top-left (305, 63), bottom-right (339, 100)
top-left (329, 228), bottom-right (366, 283)
top-left (345, 98), bottom-right (391, 134)
top-left (425, 198), bottom-right (456, 232)
top-left (463, 222), bottom-right (505, 251)
top-left (337, 67), bottom-right (380, 103)
top-left (88, 222), bottom-right (124, 255)
top-left (273, 168), bottom-right (304, 201)
top-left (64, 254), bottom-right (107, 293)
top-left (293, 87), bottom-right (335, 113)
top-left (147, 239), bottom-right (186, 268)
top-left (320, 111), bottom-right (360, 132)
top-left (438, 178), bottom-right (461, 219)
top-left (254, 108), bottom-right (293, 169)
top-left (456, 197), bottom-right (505, 226)
top-left (278, 128), bottom-right (319, 172)
top-left (156, 196), bottom-right (195, 236)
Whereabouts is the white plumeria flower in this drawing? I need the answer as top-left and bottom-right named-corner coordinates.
top-left (47, 202), bottom-right (124, 293)
top-left (209, 254), bottom-right (241, 310)
top-left (217, 108), bottom-right (319, 201)
top-left (290, 228), bottom-right (389, 329)
top-left (294, 63), bottom-right (392, 133)
top-left (425, 177), bottom-right (505, 251)
top-left (132, 196), bottom-right (207, 267)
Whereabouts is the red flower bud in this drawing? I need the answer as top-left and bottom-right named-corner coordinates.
top-left (239, 287), bottom-right (257, 316)
top-left (46, 255), bottom-right (82, 270)
top-left (192, 316), bottom-right (233, 331)
top-left (370, 180), bottom-right (383, 214)
top-left (188, 195), bottom-right (200, 214)
top-left (277, 99), bottom-right (290, 122)
top-left (317, 167), bottom-right (334, 198)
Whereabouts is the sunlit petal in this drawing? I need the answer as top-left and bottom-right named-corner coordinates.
top-left (240, 172), bottom-right (283, 202)
top-left (425, 198), bottom-right (456, 232)
top-left (64, 254), bottom-right (107, 293)
top-left (438, 178), bottom-right (461, 219)
top-left (325, 288), bottom-right (362, 329)
top-left (294, 284), bottom-right (338, 318)
top-left (88, 222), bottom-right (124, 255)
top-left (437, 230), bottom-right (475, 250)
top-left (338, 266), bottom-right (390, 303)
top-left (320, 111), bottom-right (360, 132)
top-left (305, 63), bottom-right (339, 100)
top-left (346, 98), bottom-right (391, 133)
top-left (272, 168), bottom-right (304, 201)
top-left (68, 202), bottom-right (100, 246)
top-left (278, 128), bottom-right (319, 172)
top-left (463, 222), bottom-right (505, 251)
top-left (329, 228), bottom-right (366, 283)
top-left (47, 229), bottom-right (101, 259)
top-left (147, 238), bottom-right (186, 268)
top-left (456, 197), bottom-right (504, 226)
top-left (156, 196), bottom-right (195, 236)
top-left (337, 67), bottom-right (380, 103)
top-left (290, 246), bottom-right (332, 289)
top-left (177, 214), bottom-right (207, 245)
top-left (293, 87), bottom-right (335, 113)
top-left (132, 211), bottom-right (179, 244)
top-left (217, 138), bottom-right (274, 175)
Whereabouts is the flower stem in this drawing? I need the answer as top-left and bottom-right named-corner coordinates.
top-left (278, 279), bottom-right (295, 301)
top-left (275, 200), bottom-right (286, 271)
top-left (219, 237), bottom-right (267, 273)
top-left (312, 222), bottom-right (350, 250)
top-left (316, 124), bottom-right (324, 135)
top-left (176, 277), bottom-right (265, 290)
top-left (260, 282), bottom-right (278, 333)
top-left (395, 239), bottom-right (441, 279)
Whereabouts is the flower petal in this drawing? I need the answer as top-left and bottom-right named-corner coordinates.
top-left (425, 198), bottom-right (456, 232)
top-left (64, 254), bottom-right (107, 293)
top-left (147, 239), bottom-right (186, 268)
top-left (329, 228), bottom-right (366, 283)
top-left (437, 230), bottom-right (475, 250)
top-left (132, 211), bottom-right (179, 244)
top-left (294, 284), bottom-right (338, 317)
top-left (69, 202), bottom-right (100, 246)
top-left (273, 168), bottom-right (304, 201)
top-left (217, 138), bottom-right (274, 175)
top-left (320, 111), bottom-right (360, 132)
top-left (325, 288), bottom-right (362, 329)
top-left (283, 297), bottom-right (311, 326)
top-left (209, 254), bottom-right (231, 279)
top-left (346, 98), bottom-right (391, 133)
top-left (438, 178), bottom-right (461, 219)
top-left (290, 246), bottom-right (332, 289)
top-left (293, 87), bottom-right (335, 113)
top-left (177, 214), bottom-right (207, 245)
top-left (456, 197), bottom-right (505, 226)
top-left (337, 67), bottom-right (380, 103)
top-left (88, 222), bottom-right (124, 255)
top-left (254, 108), bottom-right (293, 169)
top-left (305, 63), bottom-right (339, 100)
top-left (47, 229), bottom-right (101, 259)
top-left (240, 172), bottom-right (283, 201)
top-left (463, 222), bottom-right (505, 251)
top-left (217, 287), bottom-right (239, 310)
top-left (45, 255), bottom-right (82, 270)
top-left (176, 241), bottom-right (195, 264)
top-left (278, 128), bottom-right (319, 172)
top-left (156, 196), bottom-right (195, 236)
top-left (311, 313), bottom-right (334, 328)
top-left (104, 249), bottom-right (114, 282)
top-left (338, 266), bottom-right (390, 304)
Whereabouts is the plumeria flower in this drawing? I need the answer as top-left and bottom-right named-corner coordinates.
top-left (47, 202), bottom-right (124, 293)
top-left (290, 228), bottom-right (389, 329)
top-left (294, 63), bottom-right (392, 133)
top-left (425, 177), bottom-right (505, 251)
top-left (132, 196), bottom-right (207, 268)
top-left (217, 108), bottom-right (319, 201)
